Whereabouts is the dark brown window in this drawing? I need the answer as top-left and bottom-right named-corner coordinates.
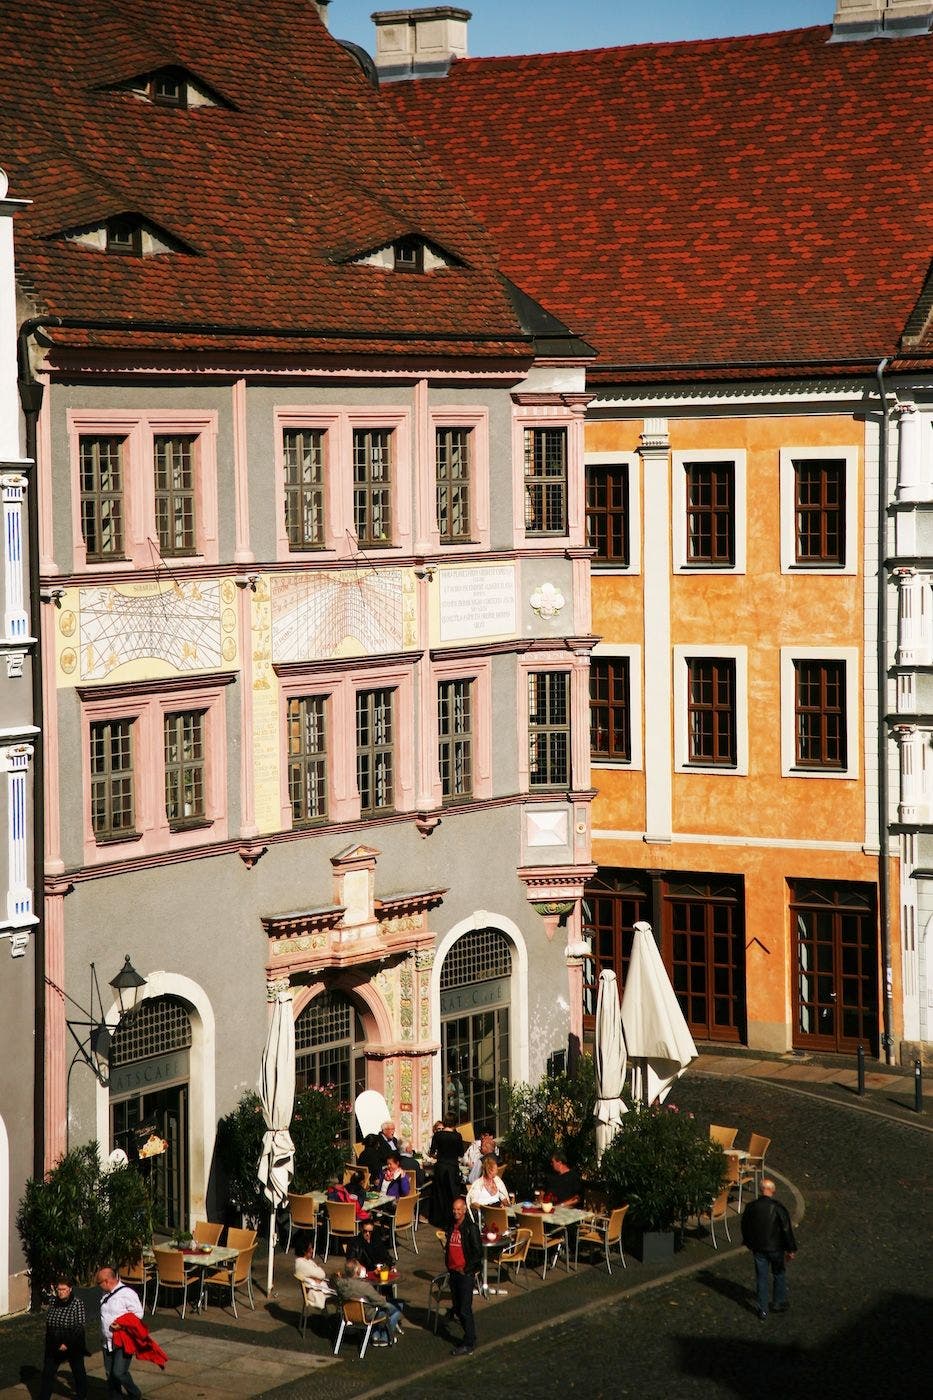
top-left (685, 461), bottom-right (734, 566)
top-left (794, 459), bottom-right (845, 565)
top-left (524, 428), bottom-right (567, 535)
top-left (582, 872), bottom-right (649, 1019)
top-left (590, 658), bottom-right (631, 762)
top-left (436, 428), bottom-right (472, 543)
top-left (149, 71), bottom-right (186, 107)
top-left (687, 658), bottom-right (736, 766)
top-left (353, 429), bottom-right (392, 547)
top-left (287, 696), bottom-right (327, 823)
top-left (586, 462), bottom-right (629, 565)
top-left (392, 238), bottom-right (423, 272)
top-left (163, 710), bottom-right (206, 827)
top-left (283, 428), bottom-right (325, 549)
top-left (90, 718), bottom-right (135, 839)
top-left (357, 688), bottom-right (394, 815)
top-left (154, 435), bottom-right (196, 555)
top-left (794, 660), bottom-right (847, 769)
top-left (438, 679), bottom-right (473, 800)
top-left (79, 435), bottom-right (125, 560)
top-left (105, 218), bottom-right (142, 255)
top-left (528, 671), bottom-right (570, 788)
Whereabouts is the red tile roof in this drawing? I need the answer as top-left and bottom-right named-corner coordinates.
top-left (384, 26), bottom-right (933, 379)
top-left (0, 0), bottom-right (545, 363)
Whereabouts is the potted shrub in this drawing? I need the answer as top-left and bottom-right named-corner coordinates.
top-left (501, 1056), bottom-right (599, 1202)
top-left (16, 1144), bottom-right (151, 1306)
top-left (599, 1104), bottom-right (726, 1262)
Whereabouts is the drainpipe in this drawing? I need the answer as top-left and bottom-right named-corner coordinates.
top-left (875, 357), bottom-right (895, 1066)
top-left (17, 316), bottom-right (56, 1177)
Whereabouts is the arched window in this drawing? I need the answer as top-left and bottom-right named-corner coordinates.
top-left (111, 994), bottom-right (192, 1065)
top-left (439, 929), bottom-right (512, 1134)
top-left (294, 990), bottom-right (366, 1106)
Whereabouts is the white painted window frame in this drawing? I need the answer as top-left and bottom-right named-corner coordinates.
top-left (779, 446), bottom-right (858, 576)
top-left (673, 644), bottom-right (748, 776)
top-left (671, 448), bottom-right (747, 574)
top-left (584, 451), bottom-right (640, 575)
top-left (780, 646), bottom-right (860, 780)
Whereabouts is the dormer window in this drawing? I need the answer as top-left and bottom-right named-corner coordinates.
top-left (393, 238), bottom-right (423, 273)
top-left (150, 70), bottom-right (185, 107)
top-left (106, 218), bottom-right (142, 255)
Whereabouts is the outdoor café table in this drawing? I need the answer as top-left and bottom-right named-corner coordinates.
top-left (366, 1265), bottom-right (400, 1301)
top-left (477, 1231), bottom-right (508, 1297)
top-left (507, 1204), bottom-right (591, 1270)
top-left (164, 1244), bottom-right (239, 1311)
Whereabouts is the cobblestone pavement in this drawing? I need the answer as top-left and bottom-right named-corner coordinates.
top-left (2, 1062), bottom-right (929, 1399)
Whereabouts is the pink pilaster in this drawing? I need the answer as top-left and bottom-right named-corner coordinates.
top-left (44, 881), bottom-right (70, 1168)
top-left (238, 583), bottom-right (257, 837)
top-left (413, 378), bottom-right (432, 554)
top-left (232, 378), bottom-right (254, 564)
top-left (37, 374), bottom-right (56, 574)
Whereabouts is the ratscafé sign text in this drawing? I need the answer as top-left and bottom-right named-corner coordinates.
top-left (440, 978), bottom-right (509, 1017)
top-left (109, 1051), bottom-right (189, 1098)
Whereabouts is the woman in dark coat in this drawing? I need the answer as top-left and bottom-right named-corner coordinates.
top-left (428, 1113), bottom-right (466, 1229)
top-left (39, 1276), bottom-right (88, 1400)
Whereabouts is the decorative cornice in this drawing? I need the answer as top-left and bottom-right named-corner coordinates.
top-left (76, 671), bottom-right (237, 702)
top-left (376, 888), bottom-right (447, 922)
top-left (362, 1042), bottom-right (441, 1061)
top-left (273, 650), bottom-right (422, 678)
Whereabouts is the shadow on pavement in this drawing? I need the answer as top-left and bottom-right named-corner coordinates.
top-left (693, 1269), bottom-right (755, 1311)
top-left (675, 1291), bottom-right (932, 1397)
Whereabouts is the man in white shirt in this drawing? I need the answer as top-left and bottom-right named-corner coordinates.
top-left (96, 1266), bottom-right (144, 1398)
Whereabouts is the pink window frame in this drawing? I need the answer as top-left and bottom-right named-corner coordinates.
top-left (429, 656), bottom-right (492, 805)
top-left (278, 664), bottom-right (416, 827)
top-left (511, 408), bottom-right (585, 550)
top-left (273, 407), bottom-right (412, 562)
top-left (516, 652), bottom-right (591, 794)
top-left (425, 409), bottom-right (491, 553)
top-left (81, 683), bottom-right (228, 864)
top-left (67, 409), bottom-right (219, 571)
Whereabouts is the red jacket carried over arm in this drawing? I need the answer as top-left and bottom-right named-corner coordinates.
top-left (111, 1313), bottom-right (168, 1370)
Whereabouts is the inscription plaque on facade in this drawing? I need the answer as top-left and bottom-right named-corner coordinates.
top-left (439, 565), bottom-right (516, 642)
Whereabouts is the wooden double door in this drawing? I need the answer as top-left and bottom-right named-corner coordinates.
top-left (791, 881), bottom-right (879, 1055)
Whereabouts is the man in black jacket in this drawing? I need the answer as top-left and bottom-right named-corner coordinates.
top-left (741, 1177), bottom-right (798, 1320)
top-left (445, 1197), bottom-right (482, 1356)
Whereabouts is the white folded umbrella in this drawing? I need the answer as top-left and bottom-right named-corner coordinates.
top-left (258, 986), bottom-right (296, 1296)
top-left (621, 922), bottom-right (697, 1104)
top-left (594, 968), bottom-right (627, 1162)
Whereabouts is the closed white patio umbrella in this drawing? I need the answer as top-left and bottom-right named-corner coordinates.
top-left (258, 985), bottom-right (296, 1297)
top-left (594, 968), bottom-right (627, 1162)
top-left (621, 921), bottom-right (697, 1105)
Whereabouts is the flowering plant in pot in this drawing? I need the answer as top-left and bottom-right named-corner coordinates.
top-left (598, 1104), bottom-right (726, 1260)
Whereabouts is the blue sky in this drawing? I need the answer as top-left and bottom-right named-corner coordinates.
top-left (326, 1), bottom-right (833, 58)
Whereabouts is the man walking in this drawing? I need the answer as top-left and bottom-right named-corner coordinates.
top-left (445, 1196), bottom-right (481, 1356)
top-left (96, 1266), bottom-right (144, 1397)
top-left (740, 1177), bottom-right (797, 1321)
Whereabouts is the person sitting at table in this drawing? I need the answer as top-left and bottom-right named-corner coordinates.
top-left (333, 1259), bottom-right (402, 1347)
top-left (398, 1138), bottom-right (428, 1188)
top-left (466, 1154), bottom-right (510, 1210)
top-left (463, 1130), bottom-right (502, 1184)
top-left (378, 1154), bottom-right (412, 1202)
top-left (293, 1232), bottom-right (331, 1311)
top-left (542, 1149), bottom-right (582, 1206)
top-left (359, 1120), bottom-right (400, 1178)
top-left (428, 1113), bottom-right (466, 1228)
top-left (347, 1219), bottom-right (391, 1273)
top-left (327, 1174), bottom-right (371, 1221)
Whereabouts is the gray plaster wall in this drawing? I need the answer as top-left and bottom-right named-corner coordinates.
top-left (0, 954), bottom-right (35, 1278)
top-left (63, 801), bottom-right (569, 1149)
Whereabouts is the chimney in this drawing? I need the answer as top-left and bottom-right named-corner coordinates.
top-left (830, 0), bottom-right (932, 39)
top-left (372, 7), bottom-right (471, 82)
top-left (313, 0), bottom-right (331, 27)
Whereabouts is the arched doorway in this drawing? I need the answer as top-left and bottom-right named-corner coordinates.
top-left (439, 928), bottom-right (512, 1134)
top-left (109, 995), bottom-right (192, 1231)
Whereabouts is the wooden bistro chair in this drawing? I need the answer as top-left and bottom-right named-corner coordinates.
top-left (323, 1199), bottom-right (358, 1262)
top-left (344, 1164), bottom-right (371, 1191)
top-left (496, 1227), bottom-right (532, 1290)
top-left (427, 1230), bottom-right (450, 1334)
top-left (709, 1124), bottom-right (738, 1151)
top-left (120, 1255), bottom-right (155, 1313)
top-left (574, 1204), bottom-right (629, 1275)
top-left (480, 1205), bottom-right (510, 1239)
top-left (723, 1152), bottom-right (744, 1212)
top-left (286, 1192), bottom-right (321, 1255)
top-left (333, 1298), bottom-right (377, 1359)
top-left (298, 1276), bottom-right (338, 1339)
top-left (226, 1225), bottom-right (258, 1251)
top-left (739, 1133), bottom-right (771, 1197)
top-left (192, 1220), bottom-right (223, 1247)
top-left (516, 1211), bottom-right (566, 1280)
top-left (201, 1243), bottom-right (256, 1318)
top-left (151, 1247), bottom-right (200, 1320)
top-left (699, 1186), bottom-right (734, 1250)
top-left (384, 1192), bottom-right (419, 1259)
